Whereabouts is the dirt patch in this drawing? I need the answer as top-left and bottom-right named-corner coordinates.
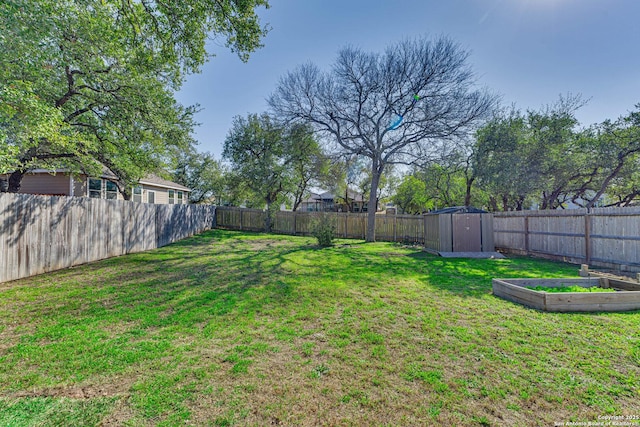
top-left (380, 252), bottom-right (407, 258)
top-left (97, 398), bottom-right (136, 427)
top-left (3, 377), bottom-right (134, 400)
top-left (244, 239), bottom-right (296, 251)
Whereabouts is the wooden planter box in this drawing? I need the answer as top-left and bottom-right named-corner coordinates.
top-left (492, 277), bottom-right (640, 312)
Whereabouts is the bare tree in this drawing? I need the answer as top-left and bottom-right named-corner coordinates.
top-left (269, 36), bottom-right (496, 241)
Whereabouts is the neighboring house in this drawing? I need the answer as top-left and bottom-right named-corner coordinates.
top-left (300, 191), bottom-right (336, 212)
top-left (299, 190), bottom-right (375, 213)
top-left (0, 169), bottom-right (190, 205)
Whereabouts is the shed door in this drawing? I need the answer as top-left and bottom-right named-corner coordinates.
top-left (452, 214), bottom-right (482, 252)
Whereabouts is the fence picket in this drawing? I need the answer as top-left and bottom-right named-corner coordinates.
top-left (215, 207), bottom-right (425, 243)
top-left (0, 193), bottom-right (216, 284)
top-left (494, 208), bottom-right (640, 271)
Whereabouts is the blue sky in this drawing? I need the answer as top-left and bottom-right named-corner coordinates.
top-left (176, 0), bottom-right (640, 158)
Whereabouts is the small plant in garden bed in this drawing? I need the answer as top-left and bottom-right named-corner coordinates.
top-left (527, 285), bottom-right (616, 293)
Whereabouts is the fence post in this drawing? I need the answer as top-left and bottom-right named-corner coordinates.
top-left (524, 215), bottom-right (529, 255)
top-left (584, 213), bottom-right (591, 265)
top-left (293, 212), bottom-right (297, 236)
top-left (393, 214), bottom-right (397, 242)
top-left (344, 213), bottom-right (347, 238)
top-left (239, 209), bottom-right (243, 231)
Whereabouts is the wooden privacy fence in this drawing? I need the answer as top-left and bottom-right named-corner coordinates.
top-left (215, 207), bottom-right (425, 243)
top-left (0, 192), bottom-right (216, 284)
top-left (493, 207), bottom-right (640, 272)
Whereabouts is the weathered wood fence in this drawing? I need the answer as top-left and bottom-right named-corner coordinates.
top-left (493, 207), bottom-right (640, 272)
top-left (219, 206), bottom-right (640, 271)
top-left (0, 193), bottom-right (216, 284)
top-left (215, 207), bottom-right (425, 243)
top-left (5, 194), bottom-right (639, 284)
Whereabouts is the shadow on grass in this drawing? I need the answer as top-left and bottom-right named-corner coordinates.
top-left (32, 230), bottom-right (322, 330)
top-left (405, 251), bottom-right (581, 298)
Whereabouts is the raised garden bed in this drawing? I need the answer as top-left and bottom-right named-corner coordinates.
top-left (492, 276), bottom-right (640, 312)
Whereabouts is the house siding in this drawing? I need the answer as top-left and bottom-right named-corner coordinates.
top-left (142, 185), bottom-right (169, 204)
top-left (73, 177), bottom-right (87, 197)
top-left (15, 173), bottom-right (71, 196)
top-left (73, 176), bottom-right (189, 204)
top-left (3, 171), bottom-right (189, 204)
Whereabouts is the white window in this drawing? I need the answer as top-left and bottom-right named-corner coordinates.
top-left (88, 178), bottom-right (102, 198)
top-left (177, 191), bottom-right (183, 204)
top-left (132, 186), bottom-right (142, 203)
top-left (147, 190), bottom-right (155, 204)
top-left (168, 189), bottom-right (175, 204)
top-left (88, 178), bottom-right (119, 199)
top-left (105, 181), bottom-right (118, 199)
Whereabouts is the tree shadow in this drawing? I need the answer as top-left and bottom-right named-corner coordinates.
top-left (9, 231), bottom-right (315, 329)
top-left (406, 251), bottom-right (587, 298)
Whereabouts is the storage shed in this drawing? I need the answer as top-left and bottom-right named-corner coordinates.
top-left (424, 207), bottom-right (496, 255)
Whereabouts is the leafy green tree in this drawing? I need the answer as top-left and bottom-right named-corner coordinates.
top-left (270, 36), bottom-right (496, 241)
top-left (287, 124), bottom-right (332, 211)
top-left (173, 150), bottom-right (226, 204)
top-left (223, 113), bottom-right (291, 231)
top-left (571, 107), bottom-right (640, 209)
top-left (392, 175), bottom-right (430, 214)
top-left (420, 163), bottom-right (469, 208)
top-left (473, 109), bottom-right (535, 211)
top-left (0, 0), bottom-right (269, 196)
top-left (473, 97), bottom-right (586, 211)
top-left (601, 160), bottom-right (640, 207)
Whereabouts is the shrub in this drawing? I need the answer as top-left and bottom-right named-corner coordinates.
top-left (312, 213), bottom-right (335, 247)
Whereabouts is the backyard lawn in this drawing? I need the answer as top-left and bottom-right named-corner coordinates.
top-left (0, 229), bottom-right (638, 426)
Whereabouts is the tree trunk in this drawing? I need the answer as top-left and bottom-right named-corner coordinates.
top-left (292, 187), bottom-right (304, 211)
top-left (464, 176), bottom-right (475, 207)
top-left (540, 194), bottom-right (549, 210)
top-left (114, 181), bottom-right (132, 201)
top-left (121, 189), bottom-right (132, 201)
top-left (365, 161), bottom-right (382, 242)
top-left (586, 160), bottom-right (625, 211)
top-left (265, 200), bottom-right (272, 233)
top-left (488, 196), bottom-right (498, 212)
top-left (7, 170), bottom-right (25, 193)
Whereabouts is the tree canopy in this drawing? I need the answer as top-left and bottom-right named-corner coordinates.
top-left (222, 113), bottom-right (332, 228)
top-left (269, 35), bottom-right (496, 241)
top-left (386, 97), bottom-right (640, 212)
top-left (470, 98), bottom-right (640, 210)
top-left (0, 0), bottom-right (269, 196)
top-left (172, 150), bottom-right (225, 204)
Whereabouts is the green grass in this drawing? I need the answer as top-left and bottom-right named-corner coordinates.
top-left (0, 229), bottom-right (639, 426)
top-left (527, 285), bottom-right (617, 293)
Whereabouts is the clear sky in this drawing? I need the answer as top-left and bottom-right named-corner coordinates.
top-left (175, 0), bottom-right (640, 158)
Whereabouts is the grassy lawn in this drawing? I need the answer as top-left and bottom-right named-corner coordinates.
top-left (0, 229), bottom-right (639, 426)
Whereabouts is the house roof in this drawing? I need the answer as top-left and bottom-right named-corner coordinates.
top-left (139, 174), bottom-right (191, 192)
top-left (14, 168), bottom-right (191, 192)
top-left (302, 189), bottom-right (366, 203)
top-left (345, 190), bottom-right (366, 202)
